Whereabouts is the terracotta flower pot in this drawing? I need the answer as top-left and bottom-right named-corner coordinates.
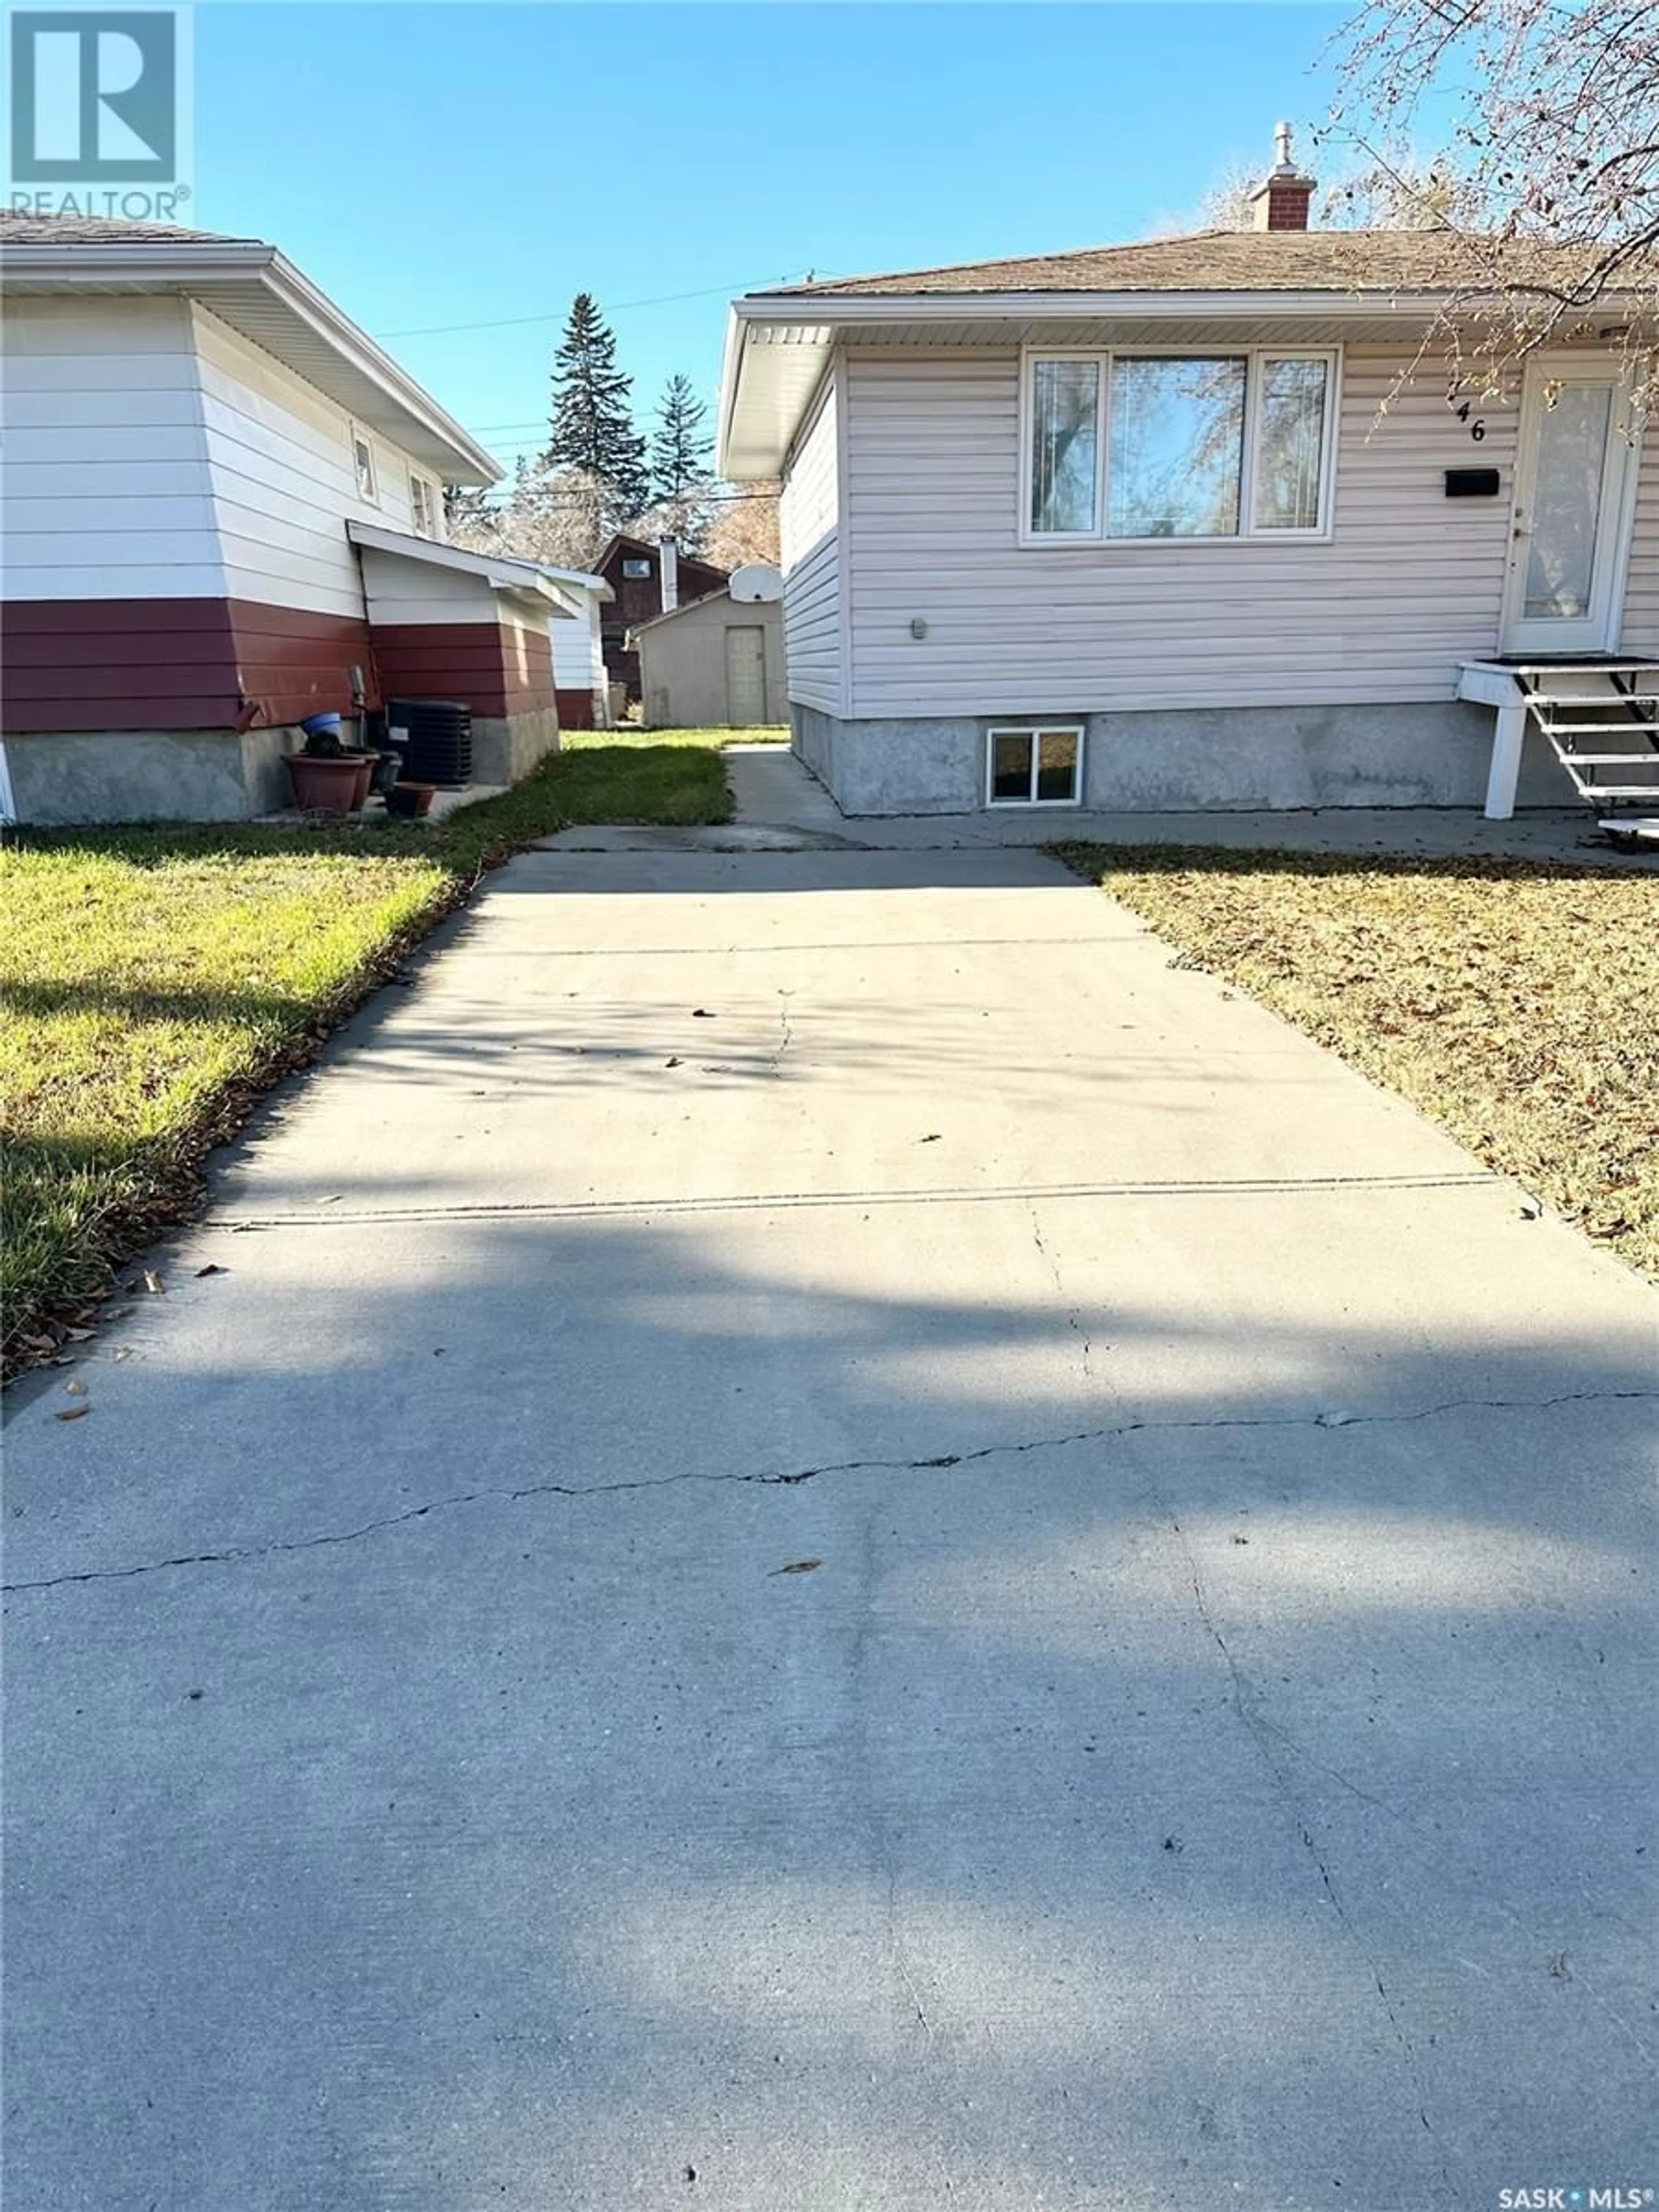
top-left (284, 754), bottom-right (362, 814)
top-left (385, 782), bottom-right (437, 819)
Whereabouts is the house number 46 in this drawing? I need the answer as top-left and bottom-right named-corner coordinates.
top-left (1452, 400), bottom-right (1487, 441)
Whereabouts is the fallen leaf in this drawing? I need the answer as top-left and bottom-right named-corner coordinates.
top-left (194, 1264), bottom-right (228, 1278)
top-left (691, 1008), bottom-right (716, 1018)
top-left (63, 1325), bottom-right (95, 1342)
top-left (665, 1057), bottom-right (682, 1068)
top-left (919, 1133), bottom-right (942, 1144)
top-left (64, 1379), bottom-right (87, 1396)
top-left (142, 1271), bottom-right (165, 1296)
top-left (773, 1557), bottom-right (822, 1576)
top-left (56, 1405), bottom-right (90, 1423)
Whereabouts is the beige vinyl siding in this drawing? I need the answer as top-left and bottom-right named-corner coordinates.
top-left (842, 344), bottom-right (1528, 716)
top-left (193, 305), bottom-right (434, 620)
top-left (0, 297), bottom-right (226, 600)
top-left (1621, 426), bottom-right (1659, 657)
top-left (779, 367), bottom-right (843, 713)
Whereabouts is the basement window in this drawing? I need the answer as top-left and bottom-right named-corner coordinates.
top-left (987, 725), bottom-right (1084, 807)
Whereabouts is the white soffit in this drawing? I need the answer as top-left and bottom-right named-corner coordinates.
top-left (718, 292), bottom-right (1467, 477)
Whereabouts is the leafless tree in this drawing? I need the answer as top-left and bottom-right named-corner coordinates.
top-left (702, 483), bottom-right (781, 572)
top-left (447, 461), bottom-right (613, 572)
top-left (1155, 139), bottom-right (1475, 237)
top-left (1328, 0), bottom-right (1659, 397)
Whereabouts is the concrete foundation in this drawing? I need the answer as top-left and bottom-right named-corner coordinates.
top-left (3, 706), bottom-right (561, 826)
top-left (2, 725), bottom-right (303, 826)
top-left (469, 706), bottom-right (560, 788)
top-left (791, 700), bottom-right (1580, 819)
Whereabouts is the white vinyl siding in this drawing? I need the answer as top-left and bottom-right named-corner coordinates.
top-left (192, 305), bottom-right (433, 619)
top-left (1620, 425), bottom-right (1659, 658)
top-left (0, 297), bottom-right (226, 599)
top-left (779, 366), bottom-right (843, 713)
top-left (842, 344), bottom-right (1526, 716)
top-left (550, 599), bottom-right (606, 693)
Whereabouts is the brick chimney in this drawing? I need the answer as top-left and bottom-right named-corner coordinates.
top-left (1249, 121), bottom-right (1316, 232)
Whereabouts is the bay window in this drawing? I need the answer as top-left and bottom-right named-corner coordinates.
top-left (1022, 348), bottom-right (1336, 543)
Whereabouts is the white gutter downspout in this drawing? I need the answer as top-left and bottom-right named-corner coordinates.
top-left (0, 742), bottom-right (16, 826)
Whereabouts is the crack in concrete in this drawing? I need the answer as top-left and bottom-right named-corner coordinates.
top-left (772, 991), bottom-right (795, 1075)
top-left (6, 1386), bottom-right (1653, 1599)
top-left (1028, 1205), bottom-right (1096, 1382)
top-left (1162, 1497), bottom-right (1461, 2202)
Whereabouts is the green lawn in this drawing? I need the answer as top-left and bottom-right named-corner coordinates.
top-left (1060, 844), bottom-right (1659, 1284)
top-left (0, 725), bottom-right (775, 1368)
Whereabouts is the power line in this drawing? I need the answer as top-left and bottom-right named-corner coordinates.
top-left (378, 272), bottom-right (813, 343)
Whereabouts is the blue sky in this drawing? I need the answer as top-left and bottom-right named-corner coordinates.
top-left (193, 4), bottom-right (1348, 474)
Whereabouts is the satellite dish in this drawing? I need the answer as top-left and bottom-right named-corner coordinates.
top-left (729, 562), bottom-right (783, 604)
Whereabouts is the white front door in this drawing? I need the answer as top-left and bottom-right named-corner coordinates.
top-left (1500, 356), bottom-right (1642, 656)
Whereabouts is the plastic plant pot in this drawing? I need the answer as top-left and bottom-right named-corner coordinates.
top-left (345, 752), bottom-right (380, 809)
top-left (385, 782), bottom-right (436, 819)
top-left (284, 753), bottom-right (362, 814)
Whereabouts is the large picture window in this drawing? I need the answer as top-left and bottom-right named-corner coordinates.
top-left (1022, 349), bottom-right (1336, 543)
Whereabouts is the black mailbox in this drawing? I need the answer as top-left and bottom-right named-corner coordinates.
top-left (1445, 467), bottom-right (1501, 498)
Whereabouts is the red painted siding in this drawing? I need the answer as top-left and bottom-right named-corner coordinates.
top-left (555, 686), bottom-right (596, 729)
top-left (2, 598), bottom-right (240, 732)
top-left (0, 597), bottom-right (378, 734)
top-left (373, 621), bottom-right (555, 720)
top-left (1, 600), bottom-right (553, 736)
top-left (229, 602), bottom-right (380, 726)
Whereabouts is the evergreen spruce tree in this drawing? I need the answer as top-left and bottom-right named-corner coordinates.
top-left (649, 374), bottom-right (713, 502)
top-left (544, 294), bottom-right (648, 517)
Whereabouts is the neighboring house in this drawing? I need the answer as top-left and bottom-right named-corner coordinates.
top-left (594, 533), bottom-right (728, 701)
top-left (543, 567), bottom-right (613, 728)
top-left (717, 133), bottom-right (1659, 823)
top-left (632, 581), bottom-right (785, 728)
top-left (0, 212), bottom-right (584, 823)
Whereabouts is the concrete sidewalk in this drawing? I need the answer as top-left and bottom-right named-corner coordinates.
top-left (716, 741), bottom-right (1658, 867)
top-left (5, 845), bottom-right (1656, 2210)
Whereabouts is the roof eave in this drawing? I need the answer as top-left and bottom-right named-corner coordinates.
top-left (261, 251), bottom-right (500, 483)
top-left (718, 282), bottom-right (1533, 479)
top-left (0, 238), bottom-right (501, 484)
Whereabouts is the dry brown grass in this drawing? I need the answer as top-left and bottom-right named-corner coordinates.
top-left (1058, 845), bottom-right (1659, 1284)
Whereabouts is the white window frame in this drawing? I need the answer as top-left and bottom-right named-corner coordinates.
top-left (985, 723), bottom-right (1086, 809)
top-left (1017, 344), bottom-right (1341, 548)
top-left (410, 474), bottom-right (437, 538)
top-left (350, 425), bottom-right (379, 505)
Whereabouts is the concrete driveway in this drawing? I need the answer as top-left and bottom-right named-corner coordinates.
top-left (5, 845), bottom-right (1656, 2211)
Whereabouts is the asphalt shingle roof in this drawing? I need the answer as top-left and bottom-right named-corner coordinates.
top-left (754, 229), bottom-right (1612, 299)
top-left (0, 210), bottom-right (257, 245)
